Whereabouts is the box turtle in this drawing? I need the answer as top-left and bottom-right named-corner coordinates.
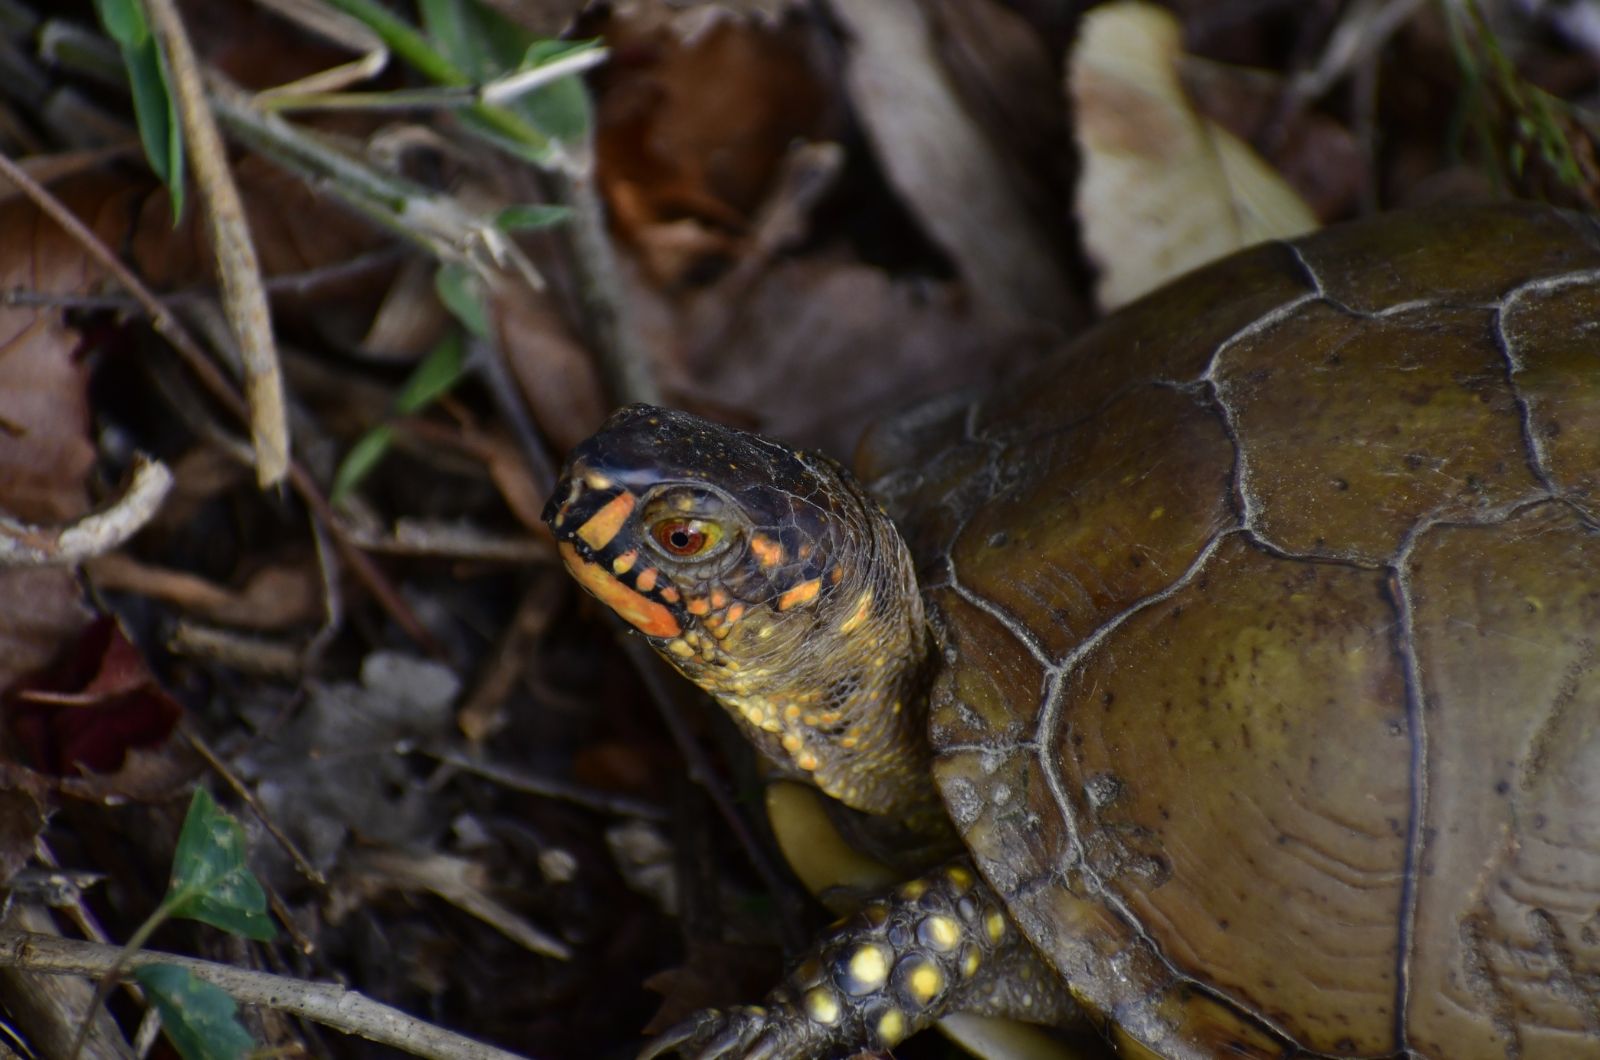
top-left (544, 202), bottom-right (1600, 1059)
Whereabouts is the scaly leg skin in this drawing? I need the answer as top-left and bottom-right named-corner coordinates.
top-left (642, 860), bottom-right (1083, 1060)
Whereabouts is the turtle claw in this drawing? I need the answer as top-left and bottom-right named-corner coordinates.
top-left (639, 1006), bottom-right (785, 1060)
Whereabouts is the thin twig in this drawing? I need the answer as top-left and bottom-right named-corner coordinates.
top-left (143, 0), bottom-right (288, 488)
top-left (0, 931), bottom-right (529, 1060)
top-left (0, 456), bottom-right (172, 567)
top-left (422, 746), bottom-right (669, 822)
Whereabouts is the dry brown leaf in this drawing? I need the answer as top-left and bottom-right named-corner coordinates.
top-left (684, 256), bottom-right (1055, 456)
top-left (1070, 1), bottom-right (1317, 309)
top-left (492, 284), bottom-right (608, 454)
top-left (0, 178), bottom-right (145, 687)
top-left (827, 0), bottom-right (1077, 329)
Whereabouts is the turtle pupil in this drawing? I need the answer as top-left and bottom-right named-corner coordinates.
top-left (654, 520), bottom-right (707, 555)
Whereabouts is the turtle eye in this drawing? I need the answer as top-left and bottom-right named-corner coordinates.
top-left (650, 518), bottom-right (722, 558)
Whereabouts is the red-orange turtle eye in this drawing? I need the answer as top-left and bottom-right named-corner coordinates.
top-left (651, 518), bottom-right (721, 557)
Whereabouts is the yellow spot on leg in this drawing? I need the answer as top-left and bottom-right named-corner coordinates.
top-left (985, 909), bottom-right (1006, 943)
top-left (904, 960), bottom-right (943, 1006)
top-left (803, 987), bottom-right (840, 1025)
top-left (876, 1009), bottom-right (906, 1047)
top-left (844, 945), bottom-right (890, 993)
top-left (918, 915), bottom-right (961, 952)
top-left (961, 947), bottom-right (981, 978)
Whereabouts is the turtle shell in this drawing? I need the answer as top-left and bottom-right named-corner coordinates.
top-left (861, 203), bottom-right (1600, 1059)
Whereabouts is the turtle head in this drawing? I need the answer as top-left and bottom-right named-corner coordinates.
top-left (545, 405), bottom-right (936, 815)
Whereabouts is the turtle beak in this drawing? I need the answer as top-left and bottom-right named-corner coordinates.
top-left (543, 468), bottom-right (685, 640)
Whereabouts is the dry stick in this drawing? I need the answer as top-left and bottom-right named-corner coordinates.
top-left (552, 168), bottom-right (659, 408)
top-left (0, 150), bottom-right (436, 653)
top-left (141, 0), bottom-right (288, 489)
top-left (0, 931), bottom-right (529, 1060)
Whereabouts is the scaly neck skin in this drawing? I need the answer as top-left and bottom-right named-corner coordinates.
top-left (665, 461), bottom-right (938, 817)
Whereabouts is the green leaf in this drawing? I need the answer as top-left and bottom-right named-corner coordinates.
top-left (134, 965), bottom-right (256, 1060)
top-left (331, 332), bottom-right (467, 502)
top-left (330, 424), bottom-right (395, 504)
top-left (419, 0), bottom-right (533, 80)
top-left (165, 789), bottom-right (276, 942)
top-left (496, 203), bottom-right (573, 231)
top-left (516, 39), bottom-right (594, 147)
top-left (99, 1), bottom-right (185, 221)
top-left (395, 332), bottom-right (467, 414)
top-left (434, 263), bottom-right (491, 338)
top-left (94, 0), bottom-right (148, 47)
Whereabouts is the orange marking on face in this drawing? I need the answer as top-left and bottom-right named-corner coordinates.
top-left (828, 566), bottom-right (844, 585)
top-left (687, 597), bottom-right (712, 616)
top-left (777, 578), bottom-right (821, 611)
top-left (660, 586), bottom-right (680, 603)
top-left (724, 603), bottom-right (745, 626)
top-left (635, 567), bottom-right (658, 593)
top-left (559, 542), bottom-right (680, 638)
top-left (577, 492), bottom-right (636, 551)
top-left (611, 549), bottom-right (638, 575)
top-left (751, 535), bottom-right (784, 568)
top-left (710, 588), bottom-right (728, 609)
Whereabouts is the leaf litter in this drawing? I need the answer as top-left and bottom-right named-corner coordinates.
top-left (0, 2), bottom-right (1592, 1060)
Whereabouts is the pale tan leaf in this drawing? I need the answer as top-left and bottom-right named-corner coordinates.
top-left (1069, 0), bottom-right (1317, 310)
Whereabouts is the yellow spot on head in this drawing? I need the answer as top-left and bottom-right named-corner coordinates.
top-left (839, 591), bottom-right (873, 635)
top-left (796, 751), bottom-right (819, 772)
top-left (875, 1009), bottom-right (906, 1046)
top-left (751, 535), bottom-right (784, 568)
top-left (906, 961), bottom-right (943, 1005)
top-left (984, 909), bottom-right (1006, 943)
top-left (898, 879), bottom-right (928, 901)
top-left (777, 578), bottom-right (821, 611)
top-left (583, 473), bottom-right (612, 491)
top-left (611, 550), bottom-right (637, 575)
top-left (782, 733), bottom-right (803, 753)
top-left (1148, 506), bottom-right (1166, 521)
top-left (634, 567), bottom-right (658, 592)
top-left (847, 945), bottom-right (890, 992)
top-left (667, 639), bottom-right (695, 658)
top-left (803, 988), bottom-right (839, 1025)
top-left (687, 597), bottom-right (711, 616)
top-left (576, 492), bottom-right (635, 550)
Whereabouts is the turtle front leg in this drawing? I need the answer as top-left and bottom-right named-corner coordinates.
top-left (643, 860), bottom-right (1082, 1060)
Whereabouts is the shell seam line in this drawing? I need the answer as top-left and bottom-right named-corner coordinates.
top-left (1388, 516), bottom-right (1435, 1055)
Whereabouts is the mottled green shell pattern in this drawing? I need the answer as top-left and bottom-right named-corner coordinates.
top-left (861, 203), bottom-right (1600, 1058)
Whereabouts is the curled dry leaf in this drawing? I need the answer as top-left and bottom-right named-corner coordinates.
top-left (1070, 0), bottom-right (1318, 310)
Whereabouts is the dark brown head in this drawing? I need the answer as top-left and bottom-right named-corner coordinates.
top-left (544, 405), bottom-right (936, 814)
